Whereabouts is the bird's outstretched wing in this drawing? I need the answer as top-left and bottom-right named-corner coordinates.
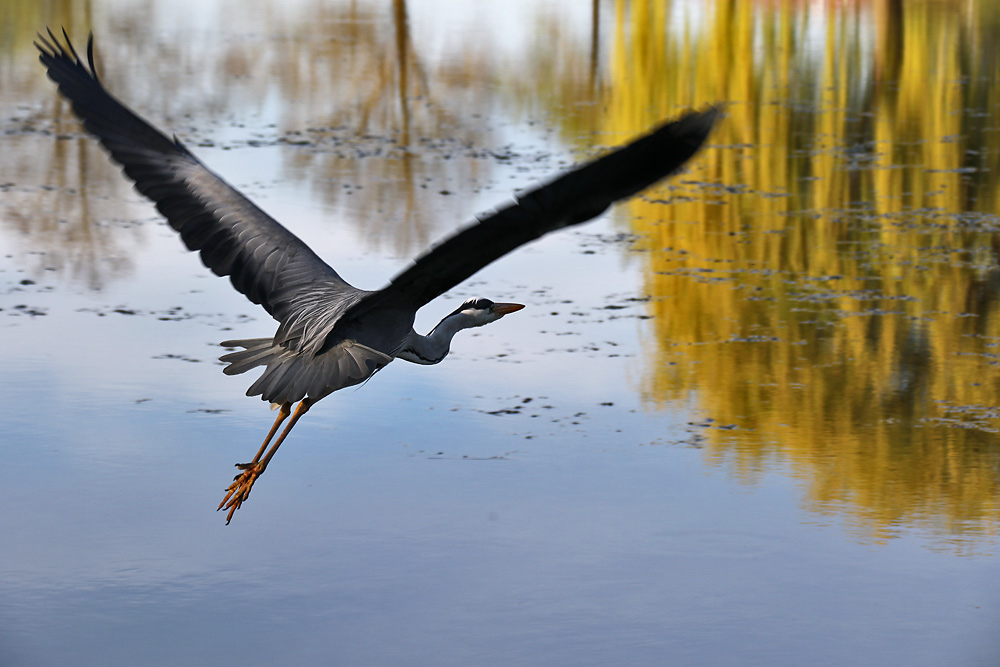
top-left (35, 30), bottom-right (355, 324)
top-left (346, 106), bottom-right (719, 319)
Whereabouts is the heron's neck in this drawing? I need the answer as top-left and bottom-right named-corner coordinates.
top-left (396, 313), bottom-right (475, 365)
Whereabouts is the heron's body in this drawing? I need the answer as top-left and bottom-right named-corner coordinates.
top-left (36, 30), bottom-right (718, 522)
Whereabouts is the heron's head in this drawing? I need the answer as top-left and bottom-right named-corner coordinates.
top-left (449, 298), bottom-right (525, 328)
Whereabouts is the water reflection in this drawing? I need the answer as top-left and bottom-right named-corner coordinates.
top-left (3, 0), bottom-right (514, 285)
top-left (595, 0), bottom-right (1000, 549)
top-left (3, 0), bottom-right (1000, 550)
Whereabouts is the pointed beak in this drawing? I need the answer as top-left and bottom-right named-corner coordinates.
top-left (493, 302), bottom-right (525, 317)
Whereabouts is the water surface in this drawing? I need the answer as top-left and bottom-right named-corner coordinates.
top-left (2, 1), bottom-right (999, 665)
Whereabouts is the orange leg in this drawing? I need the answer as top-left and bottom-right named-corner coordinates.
top-left (218, 398), bottom-right (315, 524)
top-left (245, 402), bottom-right (292, 466)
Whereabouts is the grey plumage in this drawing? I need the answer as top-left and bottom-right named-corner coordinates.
top-left (36, 29), bottom-right (718, 521)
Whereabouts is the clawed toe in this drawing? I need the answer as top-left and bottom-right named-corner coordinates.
top-left (218, 463), bottom-right (264, 524)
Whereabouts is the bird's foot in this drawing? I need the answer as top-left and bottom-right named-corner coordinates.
top-left (217, 461), bottom-right (265, 524)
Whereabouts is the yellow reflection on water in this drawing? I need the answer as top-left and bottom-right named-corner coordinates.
top-left (598, 0), bottom-right (1000, 550)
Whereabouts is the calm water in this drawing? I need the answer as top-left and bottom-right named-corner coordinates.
top-left (2, 1), bottom-right (1000, 665)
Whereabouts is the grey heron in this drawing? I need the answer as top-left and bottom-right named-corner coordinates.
top-left (36, 30), bottom-right (718, 523)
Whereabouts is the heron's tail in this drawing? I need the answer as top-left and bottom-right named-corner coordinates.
top-left (219, 338), bottom-right (278, 376)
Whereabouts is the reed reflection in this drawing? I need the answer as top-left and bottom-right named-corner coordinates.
top-left (595, 0), bottom-right (1000, 549)
top-left (3, 0), bottom-right (512, 289)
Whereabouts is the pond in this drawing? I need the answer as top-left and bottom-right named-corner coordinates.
top-left (1, 1), bottom-right (999, 665)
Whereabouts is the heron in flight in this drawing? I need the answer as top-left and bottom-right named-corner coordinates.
top-left (36, 30), bottom-right (718, 523)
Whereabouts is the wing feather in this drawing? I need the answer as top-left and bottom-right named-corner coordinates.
top-left (35, 30), bottom-right (355, 324)
top-left (345, 106), bottom-right (719, 319)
